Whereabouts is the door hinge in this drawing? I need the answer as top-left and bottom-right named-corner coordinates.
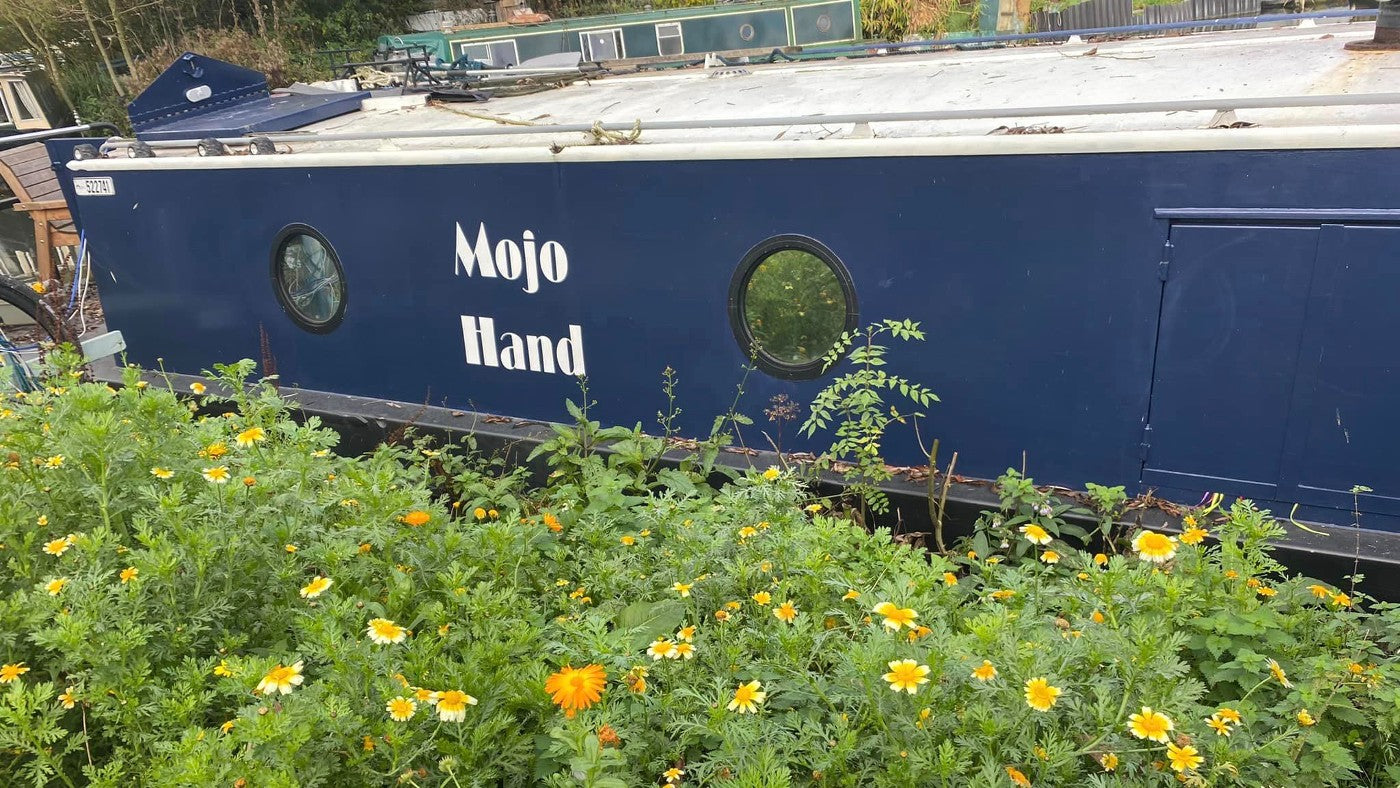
top-left (1158, 239), bottom-right (1173, 281)
top-left (1139, 424), bottom-right (1152, 462)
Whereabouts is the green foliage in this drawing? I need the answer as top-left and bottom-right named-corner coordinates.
top-left (1, 357), bottom-right (1400, 785)
top-left (801, 319), bottom-right (938, 515)
top-left (743, 250), bottom-right (849, 367)
top-left (862, 0), bottom-right (913, 41)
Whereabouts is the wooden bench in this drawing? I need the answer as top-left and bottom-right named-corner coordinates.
top-left (0, 142), bottom-right (77, 284)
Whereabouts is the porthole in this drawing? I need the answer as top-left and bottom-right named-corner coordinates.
top-left (728, 235), bottom-right (857, 380)
top-left (816, 13), bottom-right (833, 32)
top-left (271, 224), bottom-right (347, 333)
top-left (738, 23), bottom-right (756, 41)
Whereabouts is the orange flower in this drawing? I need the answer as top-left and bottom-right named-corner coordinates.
top-left (773, 601), bottom-right (798, 623)
top-left (1005, 766), bottom-right (1031, 787)
top-left (544, 664), bottom-right (607, 718)
top-left (401, 510), bottom-right (431, 527)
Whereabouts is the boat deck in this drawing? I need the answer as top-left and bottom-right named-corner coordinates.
top-left (294, 22), bottom-right (1400, 150)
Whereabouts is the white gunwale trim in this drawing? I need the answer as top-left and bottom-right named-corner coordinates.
top-left (70, 125), bottom-right (1400, 173)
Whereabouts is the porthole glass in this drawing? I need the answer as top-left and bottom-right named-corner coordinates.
top-left (729, 235), bottom-right (857, 379)
top-left (271, 225), bottom-right (346, 333)
top-left (738, 23), bottom-right (756, 41)
top-left (816, 13), bottom-right (833, 32)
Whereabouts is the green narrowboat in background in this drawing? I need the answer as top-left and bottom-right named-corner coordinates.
top-left (378, 0), bottom-right (862, 67)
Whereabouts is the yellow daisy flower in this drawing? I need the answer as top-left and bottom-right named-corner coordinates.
top-left (673, 582), bottom-right (693, 597)
top-left (1019, 524), bottom-right (1052, 545)
top-left (0, 663), bottom-right (28, 683)
top-left (1297, 709), bottom-right (1316, 726)
top-left (676, 625), bottom-right (696, 642)
top-left (971, 660), bottom-right (997, 682)
top-left (620, 535), bottom-right (636, 546)
top-left (1040, 550), bottom-right (1060, 564)
top-left (367, 618), bottom-right (408, 645)
top-left (664, 766), bottom-right (685, 783)
top-left (220, 720), bottom-right (235, 734)
top-left (1166, 742), bottom-right (1203, 773)
top-left (883, 660), bottom-right (931, 694)
top-left (1267, 658), bottom-right (1292, 687)
top-left (943, 572), bottom-right (958, 586)
top-left (727, 680), bottom-right (765, 713)
top-left (751, 591), bottom-right (771, 606)
top-left (45, 578), bottom-right (68, 595)
top-left (1099, 753), bottom-right (1119, 771)
top-left (1132, 530), bottom-right (1177, 563)
top-left (1180, 526), bottom-right (1208, 545)
top-left (151, 467), bottom-right (174, 479)
top-left (1023, 678), bottom-right (1061, 711)
top-left (201, 466), bottom-right (230, 484)
top-left (1207, 714), bottom-right (1232, 736)
top-left (873, 601), bottom-right (918, 631)
top-left (1005, 766), bottom-right (1031, 787)
top-left (773, 601), bottom-right (798, 623)
top-left (436, 689), bottom-right (478, 722)
top-left (255, 661), bottom-right (304, 695)
top-left (1128, 707), bottom-right (1173, 742)
top-left (299, 576), bottom-right (332, 599)
top-left (235, 427), bottom-right (266, 447)
top-left (55, 686), bottom-right (75, 708)
top-left (119, 567), bottom-right (138, 583)
top-left (1216, 707), bottom-right (1242, 724)
top-left (762, 467), bottom-right (780, 480)
top-left (842, 589), bottom-right (861, 600)
top-left (1093, 553), bottom-right (1108, 566)
top-left (189, 382), bottom-right (207, 394)
top-left (1307, 584), bottom-right (1330, 598)
top-left (43, 536), bottom-right (72, 557)
top-left (648, 639), bottom-right (678, 661)
top-left (386, 696), bottom-right (416, 722)
top-left (672, 642), bottom-right (696, 660)
top-left (213, 660), bottom-right (234, 677)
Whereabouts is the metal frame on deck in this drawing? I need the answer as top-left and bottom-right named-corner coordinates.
top-left (95, 92), bottom-right (1400, 155)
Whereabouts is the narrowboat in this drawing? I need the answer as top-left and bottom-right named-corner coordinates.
top-left (42, 16), bottom-right (1400, 532)
top-left (377, 0), bottom-right (862, 67)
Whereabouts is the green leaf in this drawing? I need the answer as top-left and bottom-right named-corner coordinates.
top-left (615, 600), bottom-right (686, 650)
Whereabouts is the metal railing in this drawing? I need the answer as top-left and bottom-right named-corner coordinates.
top-left (95, 92), bottom-right (1400, 154)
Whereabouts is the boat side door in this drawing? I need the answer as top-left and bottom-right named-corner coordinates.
top-left (1139, 223), bottom-right (1321, 500)
top-left (1141, 221), bottom-right (1400, 518)
top-left (1276, 225), bottom-right (1400, 516)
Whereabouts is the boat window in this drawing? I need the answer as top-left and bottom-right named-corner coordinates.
top-left (738, 23), bottom-right (756, 41)
top-left (271, 226), bottom-right (347, 333)
top-left (0, 87), bottom-right (10, 126)
top-left (579, 29), bottom-right (625, 61)
top-left (460, 39), bottom-right (519, 68)
top-left (729, 235), bottom-right (857, 379)
top-left (816, 13), bottom-right (833, 32)
top-left (655, 23), bottom-right (684, 56)
top-left (6, 82), bottom-right (36, 121)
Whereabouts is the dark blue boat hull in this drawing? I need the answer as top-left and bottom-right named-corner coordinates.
top-left (58, 147), bottom-right (1400, 529)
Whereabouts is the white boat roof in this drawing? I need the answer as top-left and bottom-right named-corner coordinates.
top-left (310, 23), bottom-right (1400, 141)
top-left (80, 21), bottom-right (1400, 167)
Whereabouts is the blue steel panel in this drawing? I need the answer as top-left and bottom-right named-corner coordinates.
top-left (135, 91), bottom-right (371, 142)
top-left (1288, 226), bottom-right (1400, 513)
top-left (62, 148), bottom-right (1400, 529)
top-left (1143, 224), bottom-right (1320, 493)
